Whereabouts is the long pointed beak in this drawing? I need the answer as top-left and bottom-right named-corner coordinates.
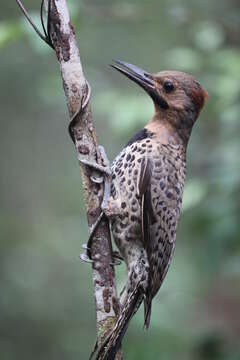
top-left (111, 60), bottom-right (169, 110)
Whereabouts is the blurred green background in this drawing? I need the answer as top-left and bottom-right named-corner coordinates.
top-left (1, 0), bottom-right (240, 359)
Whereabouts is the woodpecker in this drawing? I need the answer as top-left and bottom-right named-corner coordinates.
top-left (92, 60), bottom-right (208, 360)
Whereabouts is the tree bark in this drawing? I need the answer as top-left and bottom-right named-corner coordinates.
top-left (16, 0), bottom-right (122, 358)
top-left (47, 1), bottom-right (122, 357)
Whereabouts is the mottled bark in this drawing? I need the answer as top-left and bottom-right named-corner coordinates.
top-left (16, 0), bottom-right (122, 358)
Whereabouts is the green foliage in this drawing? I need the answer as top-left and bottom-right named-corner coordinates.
top-left (0, 21), bottom-right (22, 47)
top-left (0, 0), bottom-right (240, 359)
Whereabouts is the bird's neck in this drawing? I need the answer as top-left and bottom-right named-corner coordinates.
top-left (146, 112), bottom-right (192, 147)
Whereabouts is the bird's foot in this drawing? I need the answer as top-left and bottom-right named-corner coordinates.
top-left (80, 158), bottom-right (111, 177)
top-left (79, 146), bottom-right (115, 265)
top-left (79, 145), bottom-right (111, 177)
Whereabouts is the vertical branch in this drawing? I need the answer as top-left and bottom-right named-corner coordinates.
top-left (47, 1), bottom-right (122, 354)
top-left (16, 0), bottom-right (122, 358)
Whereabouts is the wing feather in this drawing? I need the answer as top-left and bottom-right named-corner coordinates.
top-left (138, 158), bottom-right (157, 328)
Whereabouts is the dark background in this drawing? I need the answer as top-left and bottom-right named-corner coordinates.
top-left (1, 0), bottom-right (240, 359)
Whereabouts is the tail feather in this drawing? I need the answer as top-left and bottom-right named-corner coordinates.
top-left (96, 285), bottom-right (143, 360)
top-left (143, 296), bottom-right (152, 329)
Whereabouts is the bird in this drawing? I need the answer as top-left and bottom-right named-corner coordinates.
top-left (93, 60), bottom-right (208, 360)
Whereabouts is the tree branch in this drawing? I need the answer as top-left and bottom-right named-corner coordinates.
top-left (16, 0), bottom-right (122, 358)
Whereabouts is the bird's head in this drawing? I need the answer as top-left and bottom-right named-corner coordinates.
top-left (111, 60), bottom-right (208, 144)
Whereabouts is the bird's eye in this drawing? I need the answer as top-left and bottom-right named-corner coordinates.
top-left (163, 81), bottom-right (175, 93)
